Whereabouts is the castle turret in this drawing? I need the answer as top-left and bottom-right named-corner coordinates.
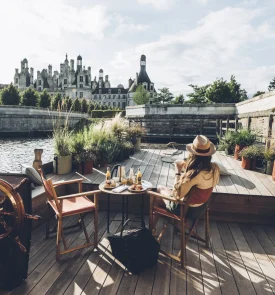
top-left (77, 55), bottom-right (82, 71)
top-left (128, 77), bottom-right (133, 88)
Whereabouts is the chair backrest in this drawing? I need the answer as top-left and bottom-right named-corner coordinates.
top-left (188, 186), bottom-right (213, 206)
top-left (38, 169), bottom-right (60, 212)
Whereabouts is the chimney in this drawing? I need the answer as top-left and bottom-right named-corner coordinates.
top-left (70, 59), bottom-right (74, 71)
top-left (135, 73), bottom-right (138, 86)
top-left (105, 75), bottom-right (108, 82)
top-left (128, 77), bottom-right (133, 88)
top-left (15, 69), bottom-right (18, 74)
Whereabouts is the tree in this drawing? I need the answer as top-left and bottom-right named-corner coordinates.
top-left (206, 78), bottom-right (232, 103)
top-left (51, 93), bottom-right (62, 110)
top-left (88, 102), bottom-right (95, 114)
top-left (39, 90), bottom-right (51, 108)
top-left (228, 75), bottom-right (247, 103)
top-left (268, 78), bottom-right (275, 91)
top-left (21, 88), bottom-right (39, 106)
top-left (153, 87), bottom-right (174, 104)
top-left (252, 91), bottom-right (265, 97)
top-left (186, 84), bottom-right (209, 104)
top-left (173, 94), bottom-right (184, 104)
top-left (0, 84), bottom-right (21, 105)
top-left (133, 85), bottom-right (150, 105)
top-left (81, 99), bottom-right (88, 113)
top-left (72, 98), bottom-right (81, 112)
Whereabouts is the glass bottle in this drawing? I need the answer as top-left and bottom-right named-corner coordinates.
top-left (129, 168), bottom-right (134, 184)
top-left (137, 168), bottom-right (142, 184)
top-left (106, 167), bottom-right (111, 181)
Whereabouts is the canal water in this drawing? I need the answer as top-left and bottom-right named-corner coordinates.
top-left (0, 138), bottom-right (54, 173)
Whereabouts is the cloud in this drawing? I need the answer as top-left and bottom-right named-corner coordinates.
top-left (137, 0), bottom-right (174, 10)
top-left (111, 7), bottom-right (275, 95)
top-left (197, 0), bottom-right (209, 4)
top-left (113, 15), bottom-right (150, 36)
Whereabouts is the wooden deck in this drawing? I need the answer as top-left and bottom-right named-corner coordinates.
top-left (3, 148), bottom-right (275, 294)
top-left (4, 212), bottom-right (275, 295)
top-left (33, 148), bottom-right (275, 224)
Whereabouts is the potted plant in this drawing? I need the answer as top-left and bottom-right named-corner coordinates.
top-left (127, 125), bottom-right (145, 152)
top-left (123, 141), bottom-right (134, 159)
top-left (239, 145), bottom-right (261, 170)
top-left (264, 148), bottom-right (275, 175)
top-left (234, 130), bottom-right (256, 160)
top-left (53, 125), bottom-right (72, 175)
top-left (217, 131), bottom-right (237, 155)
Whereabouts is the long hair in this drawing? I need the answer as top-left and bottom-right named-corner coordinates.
top-left (182, 153), bottom-right (214, 182)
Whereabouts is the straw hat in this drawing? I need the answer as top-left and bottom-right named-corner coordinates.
top-left (186, 135), bottom-right (216, 156)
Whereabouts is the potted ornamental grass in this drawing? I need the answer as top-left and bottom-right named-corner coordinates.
top-left (234, 130), bottom-right (256, 160)
top-left (53, 126), bottom-right (73, 175)
top-left (264, 148), bottom-right (275, 175)
top-left (74, 150), bottom-right (97, 174)
top-left (127, 125), bottom-right (145, 152)
top-left (239, 145), bottom-right (262, 170)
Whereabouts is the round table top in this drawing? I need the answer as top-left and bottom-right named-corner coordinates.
top-left (99, 182), bottom-right (149, 195)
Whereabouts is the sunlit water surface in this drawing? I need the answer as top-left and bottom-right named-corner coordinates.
top-left (0, 138), bottom-right (54, 173)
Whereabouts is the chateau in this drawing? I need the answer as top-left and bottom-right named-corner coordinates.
top-left (14, 54), bottom-right (156, 107)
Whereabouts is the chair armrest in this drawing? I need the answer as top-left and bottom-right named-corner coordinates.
top-left (53, 178), bottom-right (83, 187)
top-left (147, 191), bottom-right (185, 204)
top-left (58, 190), bottom-right (101, 200)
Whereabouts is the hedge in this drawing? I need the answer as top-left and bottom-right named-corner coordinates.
top-left (91, 110), bottom-right (125, 118)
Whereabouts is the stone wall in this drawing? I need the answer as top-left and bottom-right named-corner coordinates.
top-left (126, 104), bottom-right (236, 140)
top-left (0, 106), bottom-right (89, 134)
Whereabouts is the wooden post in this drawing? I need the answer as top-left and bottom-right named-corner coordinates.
top-left (235, 117), bottom-right (238, 131)
top-left (33, 149), bottom-right (43, 171)
top-left (216, 119), bottom-right (219, 136)
top-left (226, 118), bottom-right (229, 132)
top-left (268, 114), bottom-right (273, 138)
top-left (247, 116), bottom-right (251, 130)
top-left (219, 119), bottom-right (223, 136)
top-left (200, 119), bottom-right (204, 135)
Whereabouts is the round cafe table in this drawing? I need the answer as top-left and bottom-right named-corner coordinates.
top-left (99, 182), bottom-right (149, 233)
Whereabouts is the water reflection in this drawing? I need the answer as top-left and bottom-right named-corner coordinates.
top-left (0, 137), bottom-right (53, 172)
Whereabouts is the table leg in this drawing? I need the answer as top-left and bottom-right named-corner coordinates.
top-left (126, 195), bottom-right (129, 220)
top-left (107, 194), bottom-right (110, 233)
top-left (141, 194), bottom-right (144, 221)
top-left (122, 195), bottom-right (125, 226)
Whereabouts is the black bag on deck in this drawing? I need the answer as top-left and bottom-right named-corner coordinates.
top-left (108, 219), bottom-right (160, 274)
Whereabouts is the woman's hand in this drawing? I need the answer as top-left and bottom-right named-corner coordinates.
top-left (174, 160), bottom-right (186, 173)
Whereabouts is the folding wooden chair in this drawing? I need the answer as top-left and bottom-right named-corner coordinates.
top-left (148, 187), bottom-right (212, 268)
top-left (38, 169), bottom-right (100, 260)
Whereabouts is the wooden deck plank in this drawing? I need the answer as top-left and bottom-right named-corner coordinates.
top-left (27, 213), bottom-right (103, 295)
top-left (62, 213), bottom-right (121, 295)
top-left (228, 223), bottom-right (273, 295)
top-left (234, 169), bottom-right (261, 195)
top-left (217, 222), bottom-right (257, 295)
top-left (209, 221), bottom-right (239, 295)
top-left (251, 171), bottom-right (275, 197)
top-left (239, 224), bottom-right (275, 293)
top-left (196, 221), bottom-right (222, 295)
top-left (149, 150), bottom-right (166, 188)
top-left (241, 169), bottom-right (273, 196)
top-left (226, 170), bottom-right (250, 195)
top-left (142, 149), bottom-right (161, 182)
top-left (45, 212), bottom-right (116, 295)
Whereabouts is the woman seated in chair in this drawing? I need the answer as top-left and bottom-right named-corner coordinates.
top-left (154, 135), bottom-right (220, 228)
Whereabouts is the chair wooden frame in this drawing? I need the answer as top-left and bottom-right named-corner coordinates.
top-left (38, 169), bottom-right (101, 260)
top-left (148, 190), bottom-right (210, 268)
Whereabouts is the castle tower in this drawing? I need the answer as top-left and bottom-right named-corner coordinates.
top-left (140, 54), bottom-right (146, 70)
top-left (70, 59), bottom-right (74, 71)
top-left (48, 65), bottom-right (52, 76)
top-left (99, 69), bottom-right (103, 88)
top-left (77, 55), bottom-right (82, 71)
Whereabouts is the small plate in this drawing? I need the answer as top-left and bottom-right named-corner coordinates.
top-left (127, 186), bottom-right (147, 193)
top-left (103, 183), bottom-right (119, 190)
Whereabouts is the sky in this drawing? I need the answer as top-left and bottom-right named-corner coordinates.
top-left (1, 0), bottom-right (275, 97)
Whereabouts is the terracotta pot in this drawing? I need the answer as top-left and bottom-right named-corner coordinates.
top-left (250, 158), bottom-right (256, 170)
top-left (234, 145), bottom-right (245, 160)
top-left (241, 157), bottom-right (251, 170)
top-left (272, 160), bottom-right (275, 181)
top-left (83, 161), bottom-right (93, 174)
top-left (76, 163), bottom-right (84, 174)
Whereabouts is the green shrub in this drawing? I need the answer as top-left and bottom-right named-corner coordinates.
top-left (234, 129), bottom-right (256, 146)
top-left (39, 90), bottom-right (51, 108)
top-left (239, 145), bottom-right (263, 159)
top-left (0, 84), bottom-right (21, 105)
top-left (21, 88), bottom-right (39, 106)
